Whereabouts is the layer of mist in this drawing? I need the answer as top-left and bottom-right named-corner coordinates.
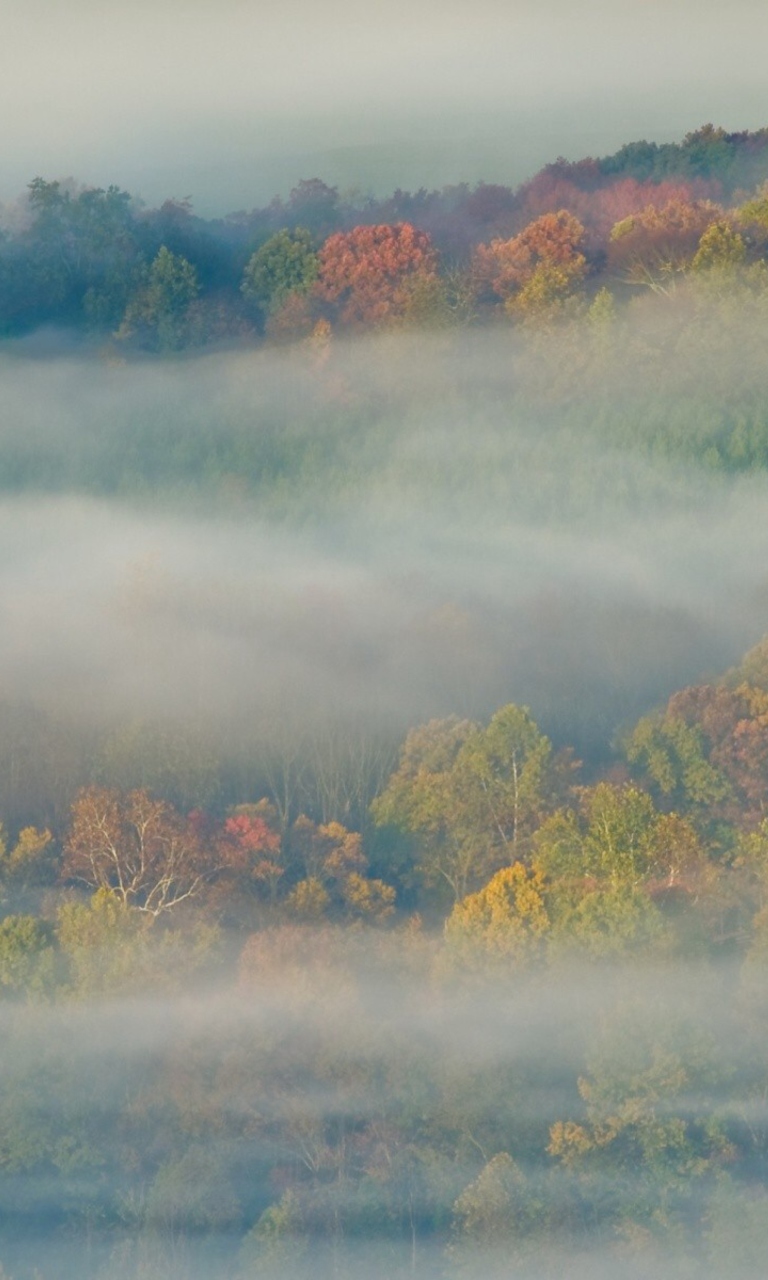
top-left (0, 323), bottom-right (766, 763)
top-left (2, 943), bottom-right (768, 1279)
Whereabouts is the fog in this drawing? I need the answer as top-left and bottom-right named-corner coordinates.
top-left (0, 321), bottom-right (765, 767)
top-left (2, 944), bottom-right (768, 1278)
top-left (5, 3), bottom-right (768, 1276)
top-left (2, 315), bottom-right (768, 1269)
top-left (3, 0), bottom-right (768, 210)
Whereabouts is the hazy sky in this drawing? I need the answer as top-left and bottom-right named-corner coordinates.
top-left (3, 0), bottom-right (768, 212)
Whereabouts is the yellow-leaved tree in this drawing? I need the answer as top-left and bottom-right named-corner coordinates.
top-left (445, 863), bottom-right (549, 967)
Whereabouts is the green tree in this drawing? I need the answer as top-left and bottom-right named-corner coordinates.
top-left (449, 1153), bottom-right (535, 1277)
top-left (625, 704), bottom-right (731, 823)
top-left (117, 245), bottom-right (200, 350)
top-left (626, 682), bottom-right (768, 835)
top-left (372, 706), bottom-right (561, 903)
top-left (23, 178), bottom-right (141, 329)
top-left (532, 784), bottom-right (703, 957)
top-left (737, 182), bottom-right (768, 232)
top-left (143, 1145), bottom-right (240, 1237)
top-left (535, 784), bottom-right (663, 889)
top-left (239, 1189), bottom-right (309, 1278)
top-left (0, 826), bottom-right (57, 909)
top-left (56, 889), bottom-right (218, 996)
top-left (241, 228), bottom-right (318, 315)
top-left (0, 915), bottom-right (56, 996)
top-left (691, 221), bottom-right (746, 273)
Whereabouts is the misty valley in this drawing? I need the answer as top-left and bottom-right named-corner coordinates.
top-left (5, 125), bottom-right (768, 1278)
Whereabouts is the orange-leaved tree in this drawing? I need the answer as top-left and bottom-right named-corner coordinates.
top-left (607, 198), bottom-right (722, 291)
top-left (472, 210), bottom-right (587, 317)
top-left (314, 222), bottom-right (438, 327)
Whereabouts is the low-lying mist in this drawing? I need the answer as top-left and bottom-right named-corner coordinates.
top-left (2, 937), bottom-right (768, 1279)
top-left (1, 316), bottom-right (767, 775)
top-left (4, 302), bottom-right (768, 1277)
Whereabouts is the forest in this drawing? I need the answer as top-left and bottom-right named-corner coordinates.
top-left (5, 123), bottom-right (768, 1278)
top-left (1, 122), bottom-right (768, 349)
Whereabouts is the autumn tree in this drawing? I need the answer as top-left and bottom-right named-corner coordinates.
top-left (372, 706), bottom-right (568, 902)
top-left (472, 210), bottom-right (587, 318)
top-left (607, 198), bottom-right (721, 292)
top-left (626, 682), bottom-right (768, 834)
top-left (62, 786), bottom-right (212, 916)
top-left (445, 862), bottom-right (549, 966)
top-left (314, 222), bottom-right (439, 327)
top-left (284, 815), bottom-right (395, 921)
top-left (202, 801), bottom-right (286, 920)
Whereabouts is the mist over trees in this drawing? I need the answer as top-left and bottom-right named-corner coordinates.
top-left (5, 123), bottom-right (768, 1279)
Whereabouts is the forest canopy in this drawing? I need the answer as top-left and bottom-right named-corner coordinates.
top-left (2, 124), bottom-right (768, 348)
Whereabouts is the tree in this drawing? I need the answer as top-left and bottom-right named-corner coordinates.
top-left (56, 888), bottom-right (218, 994)
top-left (62, 786), bottom-right (211, 916)
top-left (0, 826), bottom-right (56, 901)
top-left (314, 222), bottom-right (439, 327)
top-left (625, 699), bottom-right (731, 824)
top-left (691, 220), bottom-right (746, 274)
top-left (372, 706), bottom-right (565, 902)
top-left (445, 863), bottom-right (549, 965)
top-left (548, 997), bottom-right (731, 1235)
top-left (240, 1189), bottom-right (309, 1278)
top-left (285, 815), bottom-right (395, 921)
top-left (531, 784), bottom-right (704, 958)
top-left (241, 228), bottom-right (319, 315)
top-left (626, 682), bottom-right (768, 832)
top-left (217, 802), bottom-right (283, 903)
top-left (449, 1153), bottom-right (534, 1277)
top-left (20, 178), bottom-right (141, 329)
top-left (534, 783), bottom-right (666, 890)
top-left (117, 245), bottom-right (200, 350)
top-left (607, 198), bottom-right (721, 293)
top-left (472, 210), bottom-right (587, 317)
top-left (286, 178), bottom-right (340, 235)
top-left (0, 915), bottom-right (55, 996)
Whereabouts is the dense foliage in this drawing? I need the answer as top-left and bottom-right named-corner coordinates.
top-left (2, 124), bottom-right (768, 348)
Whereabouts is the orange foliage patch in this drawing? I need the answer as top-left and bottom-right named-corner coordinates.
top-left (315, 222), bottom-right (438, 326)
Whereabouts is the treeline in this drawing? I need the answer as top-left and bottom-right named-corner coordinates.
top-left (5, 640), bottom-right (768, 1275)
top-left (3, 124), bottom-right (768, 348)
top-left (7, 633), bottom-right (768, 947)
